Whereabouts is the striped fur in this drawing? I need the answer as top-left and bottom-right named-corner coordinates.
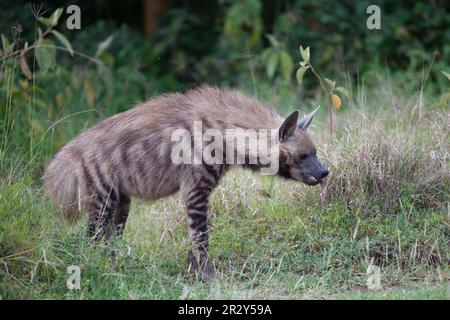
top-left (43, 86), bottom-right (326, 281)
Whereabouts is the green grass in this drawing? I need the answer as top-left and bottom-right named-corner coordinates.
top-left (0, 173), bottom-right (448, 299)
top-left (339, 284), bottom-right (449, 300)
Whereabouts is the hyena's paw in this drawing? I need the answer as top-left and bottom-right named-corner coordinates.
top-left (187, 250), bottom-right (216, 283)
top-left (201, 259), bottom-right (216, 283)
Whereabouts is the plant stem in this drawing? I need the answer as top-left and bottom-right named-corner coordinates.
top-left (308, 63), bottom-right (333, 137)
top-left (0, 27), bottom-right (53, 61)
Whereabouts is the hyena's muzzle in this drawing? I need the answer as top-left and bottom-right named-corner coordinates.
top-left (299, 155), bottom-right (329, 186)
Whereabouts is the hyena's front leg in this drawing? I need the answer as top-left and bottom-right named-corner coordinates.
top-left (186, 187), bottom-right (215, 282)
top-left (182, 165), bottom-right (221, 282)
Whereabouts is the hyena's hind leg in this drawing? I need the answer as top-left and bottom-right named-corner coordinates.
top-left (111, 195), bottom-right (131, 239)
top-left (106, 195), bottom-right (131, 258)
top-left (86, 188), bottom-right (119, 242)
top-left (181, 165), bottom-right (222, 282)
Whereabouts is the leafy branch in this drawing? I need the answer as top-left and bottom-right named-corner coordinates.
top-left (1, 7), bottom-right (112, 80)
top-left (296, 46), bottom-right (349, 137)
top-left (0, 8), bottom-right (76, 79)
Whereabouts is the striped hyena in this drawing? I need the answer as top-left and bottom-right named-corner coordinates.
top-left (44, 86), bottom-right (328, 282)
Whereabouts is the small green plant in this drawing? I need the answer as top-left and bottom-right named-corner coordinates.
top-left (1, 8), bottom-right (74, 74)
top-left (0, 7), bottom-right (75, 154)
top-left (296, 46), bottom-right (349, 136)
top-left (0, 6), bottom-right (116, 157)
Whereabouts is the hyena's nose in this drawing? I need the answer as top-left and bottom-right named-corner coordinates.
top-left (319, 168), bottom-right (329, 179)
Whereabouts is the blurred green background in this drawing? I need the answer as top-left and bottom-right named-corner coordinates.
top-left (3, 0), bottom-right (450, 90)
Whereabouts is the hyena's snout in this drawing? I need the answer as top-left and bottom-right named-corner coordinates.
top-left (316, 162), bottom-right (329, 180)
top-left (300, 157), bottom-right (329, 186)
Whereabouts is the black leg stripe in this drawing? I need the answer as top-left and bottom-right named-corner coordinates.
top-left (188, 212), bottom-right (207, 220)
top-left (190, 219), bottom-right (207, 231)
top-left (188, 192), bottom-right (207, 205)
top-left (187, 202), bottom-right (208, 212)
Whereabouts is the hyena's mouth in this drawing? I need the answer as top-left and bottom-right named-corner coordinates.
top-left (300, 173), bottom-right (322, 186)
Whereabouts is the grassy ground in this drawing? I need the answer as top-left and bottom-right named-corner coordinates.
top-left (338, 284), bottom-right (449, 300)
top-left (0, 81), bottom-right (448, 298)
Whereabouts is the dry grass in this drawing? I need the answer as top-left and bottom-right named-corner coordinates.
top-left (318, 109), bottom-right (449, 216)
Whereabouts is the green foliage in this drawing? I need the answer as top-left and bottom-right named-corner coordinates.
top-left (51, 30), bottom-right (74, 57)
top-left (442, 71), bottom-right (450, 82)
top-left (272, 1), bottom-right (450, 89)
top-left (35, 39), bottom-right (56, 73)
top-left (1, 1), bottom-right (449, 89)
top-left (260, 34), bottom-right (294, 82)
top-left (224, 0), bottom-right (263, 49)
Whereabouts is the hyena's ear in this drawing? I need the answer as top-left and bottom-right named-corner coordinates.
top-left (279, 111), bottom-right (299, 142)
top-left (298, 106), bottom-right (320, 131)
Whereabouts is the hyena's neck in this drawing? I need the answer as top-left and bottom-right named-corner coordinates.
top-left (219, 134), bottom-right (280, 175)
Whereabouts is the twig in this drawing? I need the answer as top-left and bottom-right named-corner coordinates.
top-left (308, 64), bottom-right (333, 136)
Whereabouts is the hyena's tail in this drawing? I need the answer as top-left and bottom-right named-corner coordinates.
top-left (43, 153), bottom-right (81, 222)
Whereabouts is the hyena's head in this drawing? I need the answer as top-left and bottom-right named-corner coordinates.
top-left (277, 107), bottom-right (329, 186)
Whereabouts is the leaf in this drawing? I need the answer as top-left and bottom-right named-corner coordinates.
top-left (325, 78), bottom-right (336, 91)
top-left (97, 64), bottom-right (114, 96)
top-left (37, 17), bottom-right (51, 27)
top-left (440, 92), bottom-right (450, 104)
top-left (19, 79), bottom-right (29, 90)
top-left (300, 46), bottom-right (310, 63)
top-left (49, 8), bottom-right (64, 27)
top-left (279, 51), bottom-right (294, 82)
top-left (266, 52), bottom-right (278, 79)
top-left (20, 54), bottom-right (32, 80)
top-left (332, 94), bottom-right (342, 111)
top-left (99, 52), bottom-right (114, 66)
top-left (31, 118), bottom-right (44, 136)
top-left (261, 48), bottom-right (272, 64)
top-left (265, 34), bottom-right (280, 49)
top-left (1, 34), bottom-right (9, 50)
top-left (35, 39), bottom-right (56, 73)
top-left (51, 30), bottom-right (74, 56)
top-left (33, 98), bottom-right (49, 110)
top-left (84, 79), bottom-right (96, 107)
top-left (335, 86), bottom-right (350, 99)
top-left (55, 92), bottom-right (65, 109)
top-left (1, 34), bottom-right (13, 54)
top-left (441, 71), bottom-right (450, 81)
top-left (296, 66), bottom-right (309, 86)
top-left (95, 35), bottom-right (114, 58)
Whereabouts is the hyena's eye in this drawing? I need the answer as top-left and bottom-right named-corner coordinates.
top-left (299, 153), bottom-right (308, 161)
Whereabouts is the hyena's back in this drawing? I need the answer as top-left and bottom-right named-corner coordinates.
top-left (43, 86), bottom-right (281, 219)
top-left (44, 94), bottom-right (181, 218)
